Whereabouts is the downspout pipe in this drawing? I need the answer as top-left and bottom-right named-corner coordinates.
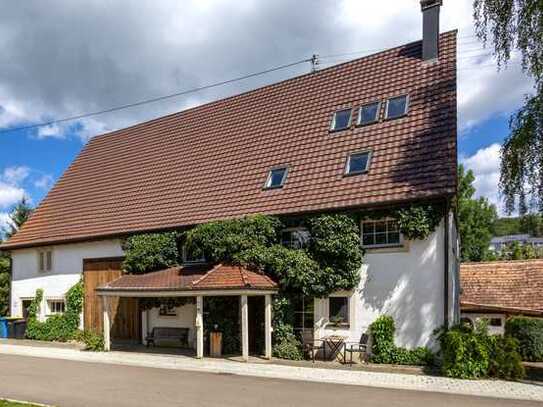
top-left (443, 199), bottom-right (450, 329)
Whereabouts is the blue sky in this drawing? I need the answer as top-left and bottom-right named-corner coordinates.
top-left (0, 0), bottom-right (535, 227)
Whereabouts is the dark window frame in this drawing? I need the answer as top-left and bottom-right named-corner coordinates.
top-left (329, 108), bottom-right (353, 132)
top-left (344, 150), bottom-right (372, 176)
top-left (182, 245), bottom-right (206, 265)
top-left (385, 94), bottom-right (409, 120)
top-left (280, 227), bottom-right (310, 250)
top-left (159, 303), bottom-right (177, 317)
top-left (357, 101), bottom-right (381, 126)
top-left (263, 166), bottom-right (289, 190)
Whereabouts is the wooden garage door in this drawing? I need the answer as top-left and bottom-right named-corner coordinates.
top-left (83, 257), bottom-right (141, 342)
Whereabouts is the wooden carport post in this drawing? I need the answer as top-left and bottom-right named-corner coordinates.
top-left (102, 295), bottom-right (111, 351)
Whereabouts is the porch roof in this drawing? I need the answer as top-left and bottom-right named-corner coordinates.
top-left (96, 263), bottom-right (278, 295)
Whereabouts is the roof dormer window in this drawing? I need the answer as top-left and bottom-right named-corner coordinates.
top-left (330, 109), bottom-right (352, 131)
top-left (357, 102), bottom-right (380, 126)
top-left (264, 166), bottom-right (288, 189)
top-left (345, 151), bottom-right (371, 175)
top-left (385, 95), bottom-right (409, 119)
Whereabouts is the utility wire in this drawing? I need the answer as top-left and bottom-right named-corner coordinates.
top-left (0, 58), bottom-right (312, 134)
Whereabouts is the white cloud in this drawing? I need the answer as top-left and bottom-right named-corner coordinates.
top-left (0, 0), bottom-right (533, 143)
top-left (0, 182), bottom-right (24, 209)
top-left (33, 174), bottom-right (54, 190)
top-left (460, 143), bottom-right (505, 214)
top-left (0, 212), bottom-right (12, 233)
top-left (2, 166), bottom-right (30, 185)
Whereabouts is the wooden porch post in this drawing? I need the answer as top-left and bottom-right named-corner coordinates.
top-left (102, 296), bottom-right (111, 351)
top-left (264, 294), bottom-right (272, 360)
top-left (196, 296), bottom-right (204, 359)
top-left (241, 295), bottom-right (249, 361)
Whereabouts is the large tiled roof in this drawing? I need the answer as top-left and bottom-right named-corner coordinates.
top-left (97, 263), bottom-right (278, 292)
top-left (2, 32), bottom-right (457, 249)
top-left (460, 260), bottom-right (543, 314)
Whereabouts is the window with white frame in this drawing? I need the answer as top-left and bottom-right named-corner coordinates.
top-left (38, 249), bottom-right (53, 272)
top-left (361, 219), bottom-right (402, 248)
top-left (264, 167), bottom-right (288, 189)
top-left (281, 228), bottom-right (310, 250)
top-left (48, 300), bottom-right (65, 315)
top-left (291, 294), bottom-right (314, 335)
top-left (330, 108), bottom-right (352, 131)
top-left (329, 297), bottom-right (349, 326)
top-left (385, 95), bottom-right (409, 119)
top-left (357, 102), bottom-right (380, 125)
top-left (345, 151), bottom-right (371, 175)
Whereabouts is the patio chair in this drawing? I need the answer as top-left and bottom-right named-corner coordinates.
top-left (343, 333), bottom-right (369, 365)
top-left (301, 330), bottom-right (325, 363)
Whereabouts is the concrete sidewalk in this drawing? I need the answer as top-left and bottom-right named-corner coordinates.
top-left (0, 342), bottom-right (542, 402)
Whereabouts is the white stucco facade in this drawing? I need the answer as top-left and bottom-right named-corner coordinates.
top-left (142, 304), bottom-right (197, 347)
top-left (10, 239), bottom-right (124, 320)
top-left (314, 218), bottom-right (460, 349)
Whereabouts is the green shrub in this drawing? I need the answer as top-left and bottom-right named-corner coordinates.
top-left (369, 316), bottom-right (433, 366)
top-left (436, 322), bottom-right (525, 380)
top-left (122, 232), bottom-right (180, 274)
top-left (272, 323), bottom-right (303, 360)
top-left (26, 280), bottom-right (84, 342)
top-left (76, 330), bottom-right (105, 351)
top-left (505, 317), bottom-right (543, 361)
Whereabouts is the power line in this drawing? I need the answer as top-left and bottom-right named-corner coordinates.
top-left (0, 58), bottom-right (312, 135)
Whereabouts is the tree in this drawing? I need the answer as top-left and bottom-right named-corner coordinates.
top-left (0, 254), bottom-right (9, 316)
top-left (473, 1), bottom-right (543, 214)
top-left (2, 196), bottom-right (33, 239)
top-left (457, 165), bottom-right (498, 261)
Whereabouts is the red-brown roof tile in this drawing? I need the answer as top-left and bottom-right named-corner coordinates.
top-left (2, 32), bottom-right (457, 249)
top-left (98, 263), bottom-right (278, 292)
top-left (460, 260), bottom-right (543, 313)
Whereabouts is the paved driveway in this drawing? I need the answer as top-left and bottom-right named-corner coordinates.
top-left (0, 354), bottom-right (540, 407)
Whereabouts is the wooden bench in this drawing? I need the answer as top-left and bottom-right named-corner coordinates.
top-left (145, 327), bottom-right (189, 348)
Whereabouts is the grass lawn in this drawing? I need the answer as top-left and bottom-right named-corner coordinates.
top-left (0, 401), bottom-right (46, 407)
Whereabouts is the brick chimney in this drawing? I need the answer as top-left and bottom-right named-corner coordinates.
top-left (420, 0), bottom-right (442, 61)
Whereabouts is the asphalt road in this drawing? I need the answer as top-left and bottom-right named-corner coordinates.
top-left (0, 354), bottom-right (540, 407)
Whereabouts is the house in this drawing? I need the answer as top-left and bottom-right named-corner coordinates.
top-left (1, 0), bottom-right (459, 360)
top-left (489, 234), bottom-right (543, 254)
top-left (460, 260), bottom-right (543, 335)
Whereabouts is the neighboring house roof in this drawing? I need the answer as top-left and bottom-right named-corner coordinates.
top-left (96, 263), bottom-right (278, 292)
top-left (2, 31), bottom-right (457, 250)
top-left (460, 260), bottom-right (543, 316)
top-left (490, 234), bottom-right (531, 244)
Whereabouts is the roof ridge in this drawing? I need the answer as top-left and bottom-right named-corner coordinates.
top-left (462, 259), bottom-right (543, 266)
top-left (238, 266), bottom-right (250, 287)
top-left (191, 263), bottom-right (222, 287)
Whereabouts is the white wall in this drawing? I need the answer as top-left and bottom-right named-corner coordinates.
top-left (144, 304), bottom-right (197, 348)
top-left (315, 220), bottom-right (450, 349)
top-left (10, 239), bottom-right (123, 320)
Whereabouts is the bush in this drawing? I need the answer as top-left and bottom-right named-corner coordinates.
top-left (76, 330), bottom-right (105, 351)
top-left (26, 281), bottom-right (84, 342)
top-left (272, 324), bottom-right (303, 361)
top-left (505, 317), bottom-right (543, 361)
top-left (369, 316), bottom-right (433, 366)
top-left (122, 232), bottom-right (180, 274)
top-left (436, 322), bottom-right (525, 380)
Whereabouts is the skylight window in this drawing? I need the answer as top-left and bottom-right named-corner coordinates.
top-left (264, 167), bottom-right (288, 189)
top-left (357, 102), bottom-right (380, 125)
top-left (386, 95), bottom-right (409, 119)
top-left (345, 151), bottom-right (371, 175)
top-left (330, 109), bottom-right (352, 131)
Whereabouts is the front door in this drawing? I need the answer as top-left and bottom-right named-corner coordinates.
top-left (83, 257), bottom-right (141, 342)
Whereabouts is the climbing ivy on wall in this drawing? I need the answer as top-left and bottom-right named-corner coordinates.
top-left (26, 280), bottom-right (84, 342)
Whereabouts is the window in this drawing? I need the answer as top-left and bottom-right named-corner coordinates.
top-left (386, 95), bottom-right (409, 119)
top-left (345, 151), bottom-right (371, 175)
top-left (281, 228), bottom-right (310, 249)
top-left (329, 297), bottom-right (349, 326)
top-left (159, 303), bottom-right (177, 316)
top-left (264, 167), bottom-right (288, 189)
top-left (21, 299), bottom-right (33, 319)
top-left (357, 102), bottom-right (380, 125)
top-left (182, 245), bottom-right (206, 264)
top-left (38, 250), bottom-right (53, 272)
top-left (362, 219), bottom-right (402, 248)
top-left (489, 318), bottom-right (502, 327)
top-left (330, 109), bottom-right (352, 131)
top-left (292, 294), bottom-right (314, 335)
top-left (48, 300), bottom-right (65, 315)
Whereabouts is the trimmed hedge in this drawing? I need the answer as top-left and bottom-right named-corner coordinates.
top-left (505, 317), bottom-right (543, 362)
top-left (369, 316), bottom-right (433, 366)
top-left (436, 322), bottom-right (525, 380)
